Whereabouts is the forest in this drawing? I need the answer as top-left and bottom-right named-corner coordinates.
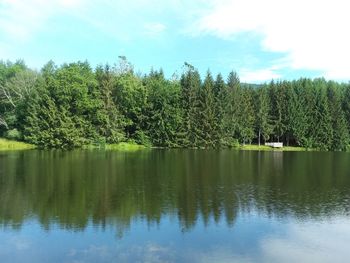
top-left (0, 58), bottom-right (349, 150)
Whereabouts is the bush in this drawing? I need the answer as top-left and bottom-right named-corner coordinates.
top-left (346, 145), bottom-right (350, 152)
top-left (5, 128), bottom-right (22, 141)
top-left (134, 130), bottom-right (151, 147)
top-left (221, 138), bottom-right (240, 148)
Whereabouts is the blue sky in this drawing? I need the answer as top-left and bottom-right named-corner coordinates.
top-left (0, 0), bottom-right (349, 83)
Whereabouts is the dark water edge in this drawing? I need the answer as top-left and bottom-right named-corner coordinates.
top-left (0, 149), bottom-right (350, 262)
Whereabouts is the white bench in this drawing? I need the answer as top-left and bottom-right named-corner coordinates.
top-left (265, 142), bottom-right (283, 148)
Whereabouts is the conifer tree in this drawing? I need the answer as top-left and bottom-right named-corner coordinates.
top-left (327, 82), bottom-right (349, 150)
top-left (238, 87), bottom-right (255, 144)
top-left (143, 69), bottom-right (182, 147)
top-left (342, 84), bottom-right (350, 136)
top-left (224, 71), bottom-right (240, 145)
top-left (213, 73), bottom-right (227, 145)
top-left (180, 63), bottom-right (201, 147)
top-left (269, 81), bottom-right (287, 142)
top-left (255, 86), bottom-right (272, 146)
top-left (95, 65), bottom-right (126, 143)
top-left (198, 71), bottom-right (218, 147)
top-left (312, 81), bottom-right (333, 150)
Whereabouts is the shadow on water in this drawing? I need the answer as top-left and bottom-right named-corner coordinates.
top-left (0, 149), bottom-right (350, 235)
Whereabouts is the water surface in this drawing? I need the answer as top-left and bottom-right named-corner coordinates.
top-left (0, 150), bottom-right (350, 262)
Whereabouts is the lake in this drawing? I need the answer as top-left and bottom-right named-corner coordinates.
top-left (0, 149), bottom-right (350, 263)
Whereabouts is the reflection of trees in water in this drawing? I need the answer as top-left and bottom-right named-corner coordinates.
top-left (0, 150), bottom-right (350, 234)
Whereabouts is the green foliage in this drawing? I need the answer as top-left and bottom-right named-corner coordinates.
top-left (179, 64), bottom-right (202, 147)
top-left (0, 138), bottom-right (35, 150)
top-left (95, 65), bottom-right (126, 143)
top-left (143, 69), bottom-right (182, 147)
top-left (254, 86), bottom-right (273, 145)
top-left (114, 71), bottom-right (147, 139)
top-left (0, 59), bottom-right (348, 150)
top-left (238, 87), bottom-right (255, 144)
top-left (223, 71), bottom-right (240, 142)
top-left (133, 130), bottom-right (151, 147)
top-left (198, 71), bottom-right (219, 147)
top-left (4, 128), bottom-right (22, 140)
top-left (83, 141), bottom-right (146, 151)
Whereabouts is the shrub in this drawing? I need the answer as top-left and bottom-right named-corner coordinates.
top-left (5, 128), bottom-right (22, 141)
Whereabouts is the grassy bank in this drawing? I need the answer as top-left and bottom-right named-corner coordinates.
top-left (83, 142), bottom-right (147, 151)
top-left (239, 144), bottom-right (308, 151)
top-left (0, 138), bottom-right (36, 151)
top-left (0, 139), bottom-right (312, 152)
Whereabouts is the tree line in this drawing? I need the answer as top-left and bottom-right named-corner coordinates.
top-left (1, 58), bottom-right (350, 150)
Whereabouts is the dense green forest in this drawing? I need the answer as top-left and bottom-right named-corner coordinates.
top-left (1, 58), bottom-right (349, 150)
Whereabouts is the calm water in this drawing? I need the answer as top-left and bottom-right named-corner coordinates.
top-left (0, 149), bottom-right (350, 263)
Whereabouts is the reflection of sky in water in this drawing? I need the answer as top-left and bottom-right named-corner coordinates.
top-left (1, 214), bottom-right (349, 263)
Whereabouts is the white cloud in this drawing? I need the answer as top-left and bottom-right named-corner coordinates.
top-left (144, 23), bottom-right (166, 37)
top-left (194, 0), bottom-right (350, 80)
top-left (59, 0), bottom-right (82, 8)
top-left (239, 68), bottom-right (281, 83)
top-left (0, 0), bottom-right (83, 41)
top-left (3, 0), bottom-right (348, 80)
top-left (0, 0), bottom-right (209, 42)
top-left (260, 218), bottom-right (350, 263)
top-left (66, 243), bottom-right (175, 263)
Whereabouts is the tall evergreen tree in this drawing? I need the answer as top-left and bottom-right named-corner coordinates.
top-left (311, 81), bottom-right (333, 150)
top-left (224, 71), bottom-right (240, 146)
top-left (269, 81), bottom-right (287, 142)
top-left (294, 79), bottom-right (316, 147)
top-left (143, 69), bottom-right (182, 147)
top-left (198, 71), bottom-right (218, 147)
top-left (179, 63), bottom-right (201, 147)
top-left (238, 87), bottom-right (255, 144)
top-left (342, 84), bottom-right (350, 137)
top-left (213, 73), bottom-right (227, 145)
top-left (327, 82), bottom-right (349, 150)
top-left (255, 86), bottom-right (272, 146)
top-left (95, 65), bottom-right (126, 143)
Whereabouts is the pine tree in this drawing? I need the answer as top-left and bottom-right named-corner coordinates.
top-left (291, 79), bottom-right (315, 148)
top-left (213, 73), bottom-right (227, 145)
top-left (342, 84), bottom-right (350, 137)
top-left (238, 87), bottom-right (255, 144)
top-left (269, 81), bottom-right (287, 142)
top-left (311, 80), bottom-right (333, 150)
top-left (224, 71), bottom-right (240, 146)
top-left (179, 64), bottom-right (201, 147)
top-left (95, 65), bottom-right (126, 143)
top-left (255, 86), bottom-right (273, 146)
top-left (198, 71), bottom-right (218, 147)
top-left (143, 69), bottom-right (182, 147)
top-left (327, 82), bottom-right (349, 150)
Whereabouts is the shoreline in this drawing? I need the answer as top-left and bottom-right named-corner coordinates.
top-left (0, 138), bottom-right (36, 151)
top-left (0, 138), bottom-right (322, 152)
top-left (238, 145), bottom-right (309, 151)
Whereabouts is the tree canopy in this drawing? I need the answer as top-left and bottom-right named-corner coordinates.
top-left (0, 59), bottom-right (349, 150)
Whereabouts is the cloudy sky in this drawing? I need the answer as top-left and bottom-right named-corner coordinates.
top-left (0, 0), bottom-right (349, 82)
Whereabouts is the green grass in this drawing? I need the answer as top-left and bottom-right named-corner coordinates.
top-left (83, 142), bottom-right (146, 151)
top-left (238, 144), bottom-right (308, 151)
top-left (0, 138), bottom-right (36, 151)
